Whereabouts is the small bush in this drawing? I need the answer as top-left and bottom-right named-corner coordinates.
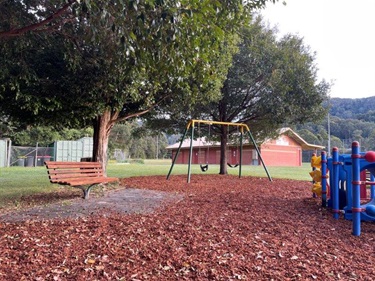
top-left (117, 159), bottom-right (145, 164)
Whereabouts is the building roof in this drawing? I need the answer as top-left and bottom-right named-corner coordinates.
top-left (277, 128), bottom-right (325, 150)
top-left (166, 137), bottom-right (220, 150)
top-left (166, 127), bottom-right (325, 151)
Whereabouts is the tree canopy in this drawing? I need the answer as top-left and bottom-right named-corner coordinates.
top-left (214, 18), bottom-right (329, 138)
top-left (148, 17), bottom-right (330, 173)
top-left (1, 0), bottom-right (276, 170)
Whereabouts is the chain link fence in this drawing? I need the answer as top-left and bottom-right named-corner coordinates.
top-left (10, 145), bottom-right (54, 167)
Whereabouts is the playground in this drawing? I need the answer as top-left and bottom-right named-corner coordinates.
top-left (310, 142), bottom-right (375, 237)
top-left (0, 174), bottom-right (374, 280)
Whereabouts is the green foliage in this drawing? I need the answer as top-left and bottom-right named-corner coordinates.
top-left (120, 159), bottom-right (145, 164)
top-left (0, 32), bottom-right (96, 128)
top-left (145, 31), bottom-right (241, 135)
top-left (297, 129), bottom-right (321, 146)
top-left (296, 96), bottom-right (375, 152)
top-left (109, 123), bottom-right (135, 156)
top-left (60, 127), bottom-right (93, 140)
top-left (109, 121), bottom-right (169, 160)
top-left (1, 0), bottom-right (276, 166)
top-left (159, 17), bottom-right (330, 141)
top-left (329, 97), bottom-right (375, 120)
top-left (145, 17), bottom-right (330, 174)
top-left (0, 1), bottom-right (228, 126)
top-left (8, 126), bottom-right (93, 146)
top-left (225, 18), bottom-right (329, 138)
top-left (0, 117), bottom-right (18, 138)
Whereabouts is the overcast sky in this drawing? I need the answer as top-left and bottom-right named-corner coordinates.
top-left (260, 0), bottom-right (375, 99)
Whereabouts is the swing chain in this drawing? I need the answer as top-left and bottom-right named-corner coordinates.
top-left (199, 122), bottom-right (210, 172)
top-left (227, 125), bottom-right (240, 168)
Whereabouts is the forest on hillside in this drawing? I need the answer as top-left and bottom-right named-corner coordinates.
top-left (296, 96), bottom-right (375, 153)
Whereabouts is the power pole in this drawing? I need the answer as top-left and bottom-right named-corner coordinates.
top-left (156, 134), bottom-right (159, 159)
top-left (327, 112), bottom-right (331, 156)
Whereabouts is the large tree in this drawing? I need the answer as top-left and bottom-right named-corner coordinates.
top-left (148, 17), bottom-right (330, 174)
top-left (217, 18), bottom-right (330, 173)
top-left (1, 0), bottom-right (275, 171)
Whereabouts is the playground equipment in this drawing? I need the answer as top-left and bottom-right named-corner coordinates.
top-left (167, 119), bottom-right (272, 183)
top-left (309, 152), bottom-right (329, 206)
top-left (316, 142), bottom-right (375, 236)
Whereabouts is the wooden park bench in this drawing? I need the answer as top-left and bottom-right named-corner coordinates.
top-left (44, 161), bottom-right (119, 199)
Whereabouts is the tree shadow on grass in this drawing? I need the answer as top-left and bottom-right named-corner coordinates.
top-left (0, 188), bottom-right (82, 213)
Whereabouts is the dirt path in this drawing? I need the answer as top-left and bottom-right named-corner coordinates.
top-left (0, 187), bottom-right (183, 222)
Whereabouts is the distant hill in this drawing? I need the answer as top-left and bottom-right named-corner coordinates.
top-left (330, 96), bottom-right (375, 121)
top-left (296, 96), bottom-right (375, 152)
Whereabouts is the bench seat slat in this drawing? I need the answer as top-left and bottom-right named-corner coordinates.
top-left (49, 175), bottom-right (105, 182)
top-left (63, 177), bottom-right (118, 186)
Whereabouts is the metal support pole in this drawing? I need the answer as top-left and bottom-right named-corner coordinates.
top-left (332, 147), bottom-right (340, 219)
top-left (187, 122), bottom-right (195, 183)
top-left (351, 141), bottom-right (361, 236)
top-left (34, 142), bottom-right (39, 167)
top-left (167, 124), bottom-right (190, 180)
top-left (321, 151), bottom-right (327, 208)
top-left (239, 129), bottom-right (243, 178)
top-left (246, 130), bottom-right (272, 181)
top-left (6, 139), bottom-right (12, 167)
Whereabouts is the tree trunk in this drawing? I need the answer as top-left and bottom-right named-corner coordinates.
top-left (92, 109), bottom-right (116, 175)
top-left (219, 125), bottom-right (228, 175)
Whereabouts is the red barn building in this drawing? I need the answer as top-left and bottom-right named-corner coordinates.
top-left (166, 128), bottom-right (324, 167)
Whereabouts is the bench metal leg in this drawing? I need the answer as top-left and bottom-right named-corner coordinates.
top-left (78, 184), bottom-right (96, 199)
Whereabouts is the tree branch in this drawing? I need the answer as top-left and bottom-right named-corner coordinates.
top-left (110, 94), bottom-right (172, 126)
top-left (0, 0), bottom-right (77, 38)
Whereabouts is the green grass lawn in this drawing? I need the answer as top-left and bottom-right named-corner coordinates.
top-left (0, 160), bottom-right (312, 208)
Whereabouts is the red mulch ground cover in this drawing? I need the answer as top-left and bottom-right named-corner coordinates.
top-left (0, 175), bottom-right (374, 280)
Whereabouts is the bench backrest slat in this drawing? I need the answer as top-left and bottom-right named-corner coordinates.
top-left (48, 168), bottom-right (103, 175)
top-left (46, 162), bottom-right (101, 169)
top-left (45, 161), bottom-right (105, 182)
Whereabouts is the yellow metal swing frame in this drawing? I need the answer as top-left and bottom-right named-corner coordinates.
top-left (167, 119), bottom-right (272, 183)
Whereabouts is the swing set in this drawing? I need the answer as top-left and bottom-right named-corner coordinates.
top-left (167, 119), bottom-right (272, 183)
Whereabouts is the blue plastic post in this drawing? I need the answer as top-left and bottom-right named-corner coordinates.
top-left (321, 151), bottom-right (327, 208)
top-left (351, 141), bottom-right (361, 236)
top-left (332, 147), bottom-right (340, 219)
top-left (344, 155), bottom-right (353, 212)
top-left (371, 173), bottom-right (375, 199)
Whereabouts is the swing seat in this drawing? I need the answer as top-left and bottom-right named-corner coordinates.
top-left (227, 163), bottom-right (239, 168)
top-left (200, 164), bottom-right (209, 172)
